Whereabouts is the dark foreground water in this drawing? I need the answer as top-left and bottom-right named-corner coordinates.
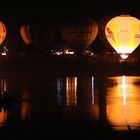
top-left (1, 75), bottom-right (140, 139)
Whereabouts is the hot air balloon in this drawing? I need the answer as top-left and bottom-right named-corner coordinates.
top-left (20, 22), bottom-right (56, 49)
top-left (98, 15), bottom-right (115, 51)
top-left (0, 21), bottom-right (6, 46)
top-left (104, 15), bottom-right (140, 59)
top-left (60, 17), bottom-right (98, 55)
top-left (20, 25), bottom-right (32, 45)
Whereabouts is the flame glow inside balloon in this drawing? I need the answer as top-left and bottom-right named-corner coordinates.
top-left (105, 15), bottom-right (140, 59)
top-left (0, 21), bottom-right (6, 45)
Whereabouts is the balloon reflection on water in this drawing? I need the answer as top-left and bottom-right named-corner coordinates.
top-left (89, 76), bottom-right (99, 121)
top-left (0, 108), bottom-right (7, 127)
top-left (56, 76), bottom-right (99, 121)
top-left (56, 78), bottom-right (63, 106)
top-left (21, 90), bottom-right (31, 121)
top-left (66, 77), bottom-right (77, 106)
top-left (0, 79), bottom-right (10, 127)
top-left (56, 77), bottom-right (78, 107)
top-left (106, 76), bottom-right (140, 130)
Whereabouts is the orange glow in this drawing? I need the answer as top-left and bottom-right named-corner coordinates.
top-left (21, 102), bottom-right (31, 121)
top-left (106, 76), bottom-right (140, 130)
top-left (0, 21), bottom-right (6, 45)
top-left (66, 77), bottom-right (77, 106)
top-left (105, 15), bottom-right (140, 59)
top-left (122, 76), bottom-right (127, 105)
top-left (21, 90), bottom-right (31, 121)
top-left (89, 104), bottom-right (99, 121)
top-left (20, 25), bottom-right (32, 45)
top-left (0, 108), bottom-right (7, 127)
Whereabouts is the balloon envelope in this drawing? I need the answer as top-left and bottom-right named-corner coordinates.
top-left (61, 18), bottom-right (98, 54)
top-left (0, 21), bottom-right (6, 45)
top-left (20, 23), bottom-right (56, 48)
top-left (20, 25), bottom-right (32, 45)
top-left (105, 15), bottom-right (140, 59)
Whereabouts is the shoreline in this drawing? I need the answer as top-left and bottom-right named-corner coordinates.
top-left (0, 54), bottom-right (140, 77)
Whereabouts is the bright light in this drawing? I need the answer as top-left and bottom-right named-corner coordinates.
top-left (105, 15), bottom-right (140, 59)
top-left (114, 46), bottom-right (136, 54)
top-left (65, 49), bottom-right (75, 55)
top-left (122, 76), bottom-right (127, 105)
top-left (52, 51), bottom-right (63, 56)
top-left (1, 46), bottom-right (8, 56)
top-left (106, 76), bottom-right (140, 130)
top-left (1, 52), bottom-right (6, 56)
top-left (120, 53), bottom-right (129, 59)
top-left (55, 52), bottom-right (63, 55)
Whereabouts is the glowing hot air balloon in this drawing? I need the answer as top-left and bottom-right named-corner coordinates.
top-left (0, 21), bottom-right (6, 46)
top-left (105, 15), bottom-right (140, 59)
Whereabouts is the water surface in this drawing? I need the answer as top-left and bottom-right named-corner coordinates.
top-left (1, 75), bottom-right (140, 139)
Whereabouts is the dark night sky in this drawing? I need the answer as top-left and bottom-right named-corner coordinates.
top-left (0, 0), bottom-right (139, 52)
top-left (1, 1), bottom-right (137, 31)
top-left (1, 0), bottom-right (140, 21)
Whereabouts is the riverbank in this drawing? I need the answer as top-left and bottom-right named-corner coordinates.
top-left (0, 54), bottom-right (140, 77)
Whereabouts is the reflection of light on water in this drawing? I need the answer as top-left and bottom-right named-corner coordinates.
top-left (66, 77), bottom-right (77, 106)
top-left (0, 108), bottom-right (7, 127)
top-left (56, 78), bottom-right (63, 106)
top-left (89, 76), bottom-right (99, 121)
top-left (122, 76), bottom-right (127, 105)
top-left (21, 102), bottom-right (31, 121)
top-left (107, 76), bottom-right (140, 130)
top-left (3, 79), bottom-right (7, 92)
top-left (0, 79), bottom-right (8, 127)
top-left (1, 79), bottom-right (7, 95)
top-left (21, 90), bottom-right (31, 121)
top-left (92, 76), bottom-right (94, 105)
